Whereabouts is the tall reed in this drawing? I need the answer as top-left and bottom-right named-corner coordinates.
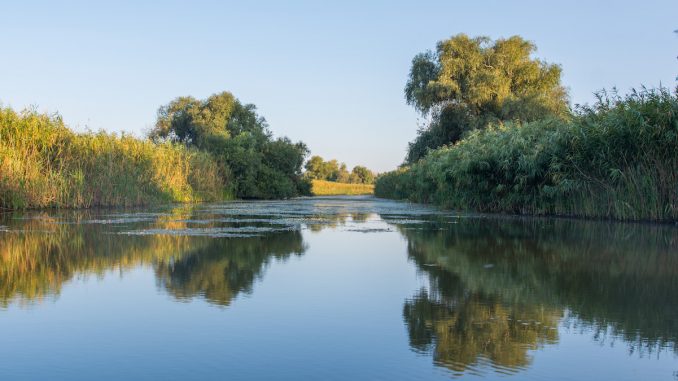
top-left (0, 107), bottom-right (229, 209)
top-left (375, 87), bottom-right (678, 221)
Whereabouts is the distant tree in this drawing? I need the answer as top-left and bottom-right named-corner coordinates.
top-left (304, 156), bottom-right (325, 180)
top-left (324, 159), bottom-right (340, 181)
top-left (349, 166), bottom-right (375, 184)
top-left (404, 34), bottom-right (570, 163)
top-left (304, 157), bottom-right (374, 184)
top-left (336, 163), bottom-right (351, 183)
top-left (304, 156), bottom-right (341, 181)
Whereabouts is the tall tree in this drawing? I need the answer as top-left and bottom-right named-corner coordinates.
top-left (150, 92), bottom-right (309, 199)
top-left (336, 163), bottom-right (350, 183)
top-left (349, 166), bottom-right (375, 184)
top-left (404, 34), bottom-right (569, 163)
top-left (304, 156), bottom-right (374, 184)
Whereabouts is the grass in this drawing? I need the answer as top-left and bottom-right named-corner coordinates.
top-left (311, 180), bottom-right (374, 196)
top-left (0, 107), bottom-right (230, 209)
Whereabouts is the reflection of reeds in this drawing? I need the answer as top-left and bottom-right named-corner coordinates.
top-left (0, 208), bottom-right (306, 308)
top-left (0, 108), bottom-right (227, 209)
top-left (396, 216), bottom-right (678, 364)
top-left (0, 213), bottom-right (199, 306)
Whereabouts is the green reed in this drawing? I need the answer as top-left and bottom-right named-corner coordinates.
top-left (375, 87), bottom-right (678, 221)
top-left (0, 107), bottom-right (230, 209)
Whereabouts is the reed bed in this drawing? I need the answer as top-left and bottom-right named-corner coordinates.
top-left (0, 108), bottom-right (228, 209)
top-left (311, 180), bottom-right (374, 196)
top-left (375, 88), bottom-right (678, 221)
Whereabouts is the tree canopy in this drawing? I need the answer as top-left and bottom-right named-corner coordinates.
top-left (404, 34), bottom-right (570, 163)
top-left (304, 156), bottom-right (375, 184)
top-left (150, 91), bottom-right (309, 199)
top-left (350, 166), bottom-right (375, 184)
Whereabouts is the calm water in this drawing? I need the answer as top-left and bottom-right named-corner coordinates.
top-left (0, 196), bottom-right (677, 380)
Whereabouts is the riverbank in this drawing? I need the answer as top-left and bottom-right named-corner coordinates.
top-left (0, 108), bottom-right (229, 209)
top-left (311, 179), bottom-right (374, 196)
top-left (375, 88), bottom-right (678, 222)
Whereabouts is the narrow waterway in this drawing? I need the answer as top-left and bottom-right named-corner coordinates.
top-left (1, 196), bottom-right (676, 380)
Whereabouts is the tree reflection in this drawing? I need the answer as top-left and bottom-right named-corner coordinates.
top-left (155, 231), bottom-right (304, 306)
top-left (404, 290), bottom-right (559, 374)
top-left (395, 217), bottom-right (678, 375)
top-left (0, 208), bottom-right (306, 307)
top-left (304, 212), bottom-right (374, 232)
top-left (0, 203), bottom-right (372, 308)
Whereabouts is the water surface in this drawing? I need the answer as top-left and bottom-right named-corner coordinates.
top-left (1, 196), bottom-right (676, 380)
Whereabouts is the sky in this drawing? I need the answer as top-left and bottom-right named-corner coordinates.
top-left (2, 0), bottom-right (677, 172)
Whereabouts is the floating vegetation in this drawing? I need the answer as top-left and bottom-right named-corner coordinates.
top-left (82, 217), bottom-right (157, 225)
top-left (379, 218), bottom-right (429, 225)
top-left (344, 227), bottom-right (393, 233)
top-left (119, 225), bottom-right (299, 238)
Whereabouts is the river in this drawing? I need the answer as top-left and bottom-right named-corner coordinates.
top-left (0, 196), bottom-right (676, 380)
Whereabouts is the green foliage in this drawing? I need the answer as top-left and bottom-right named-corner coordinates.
top-left (304, 156), bottom-right (375, 184)
top-left (151, 92), bottom-right (309, 199)
top-left (404, 34), bottom-right (570, 163)
top-left (349, 165), bottom-right (375, 184)
top-left (304, 155), bottom-right (342, 181)
top-left (376, 87), bottom-right (678, 221)
top-left (0, 108), bottom-right (226, 209)
top-left (336, 162), bottom-right (351, 183)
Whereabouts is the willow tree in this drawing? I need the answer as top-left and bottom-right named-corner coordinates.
top-left (150, 91), bottom-right (309, 199)
top-left (404, 34), bottom-right (570, 163)
top-left (349, 166), bottom-right (375, 184)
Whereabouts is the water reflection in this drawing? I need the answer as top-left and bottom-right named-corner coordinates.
top-left (1, 198), bottom-right (677, 379)
top-left (0, 197), bottom-right (406, 307)
top-left (394, 216), bottom-right (678, 376)
top-left (156, 232), bottom-right (304, 306)
top-left (0, 206), bottom-right (306, 307)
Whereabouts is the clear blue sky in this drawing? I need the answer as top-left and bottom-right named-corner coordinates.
top-left (2, 0), bottom-right (677, 172)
